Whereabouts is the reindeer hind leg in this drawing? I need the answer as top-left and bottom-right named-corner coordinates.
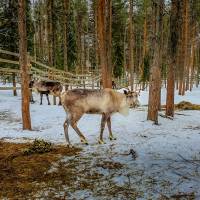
top-left (69, 112), bottom-right (88, 145)
top-left (63, 116), bottom-right (71, 147)
top-left (40, 93), bottom-right (43, 105)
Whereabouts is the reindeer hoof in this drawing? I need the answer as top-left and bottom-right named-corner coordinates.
top-left (109, 136), bottom-right (117, 140)
top-left (67, 144), bottom-right (73, 148)
top-left (98, 139), bottom-right (106, 144)
top-left (81, 138), bottom-right (89, 145)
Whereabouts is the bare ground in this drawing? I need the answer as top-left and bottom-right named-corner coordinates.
top-left (0, 140), bottom-right (199, 200)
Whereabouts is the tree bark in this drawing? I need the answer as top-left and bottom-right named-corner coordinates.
top-left (179, 0), bottom-right (188, 95)
top-left (166, 0), bottom-right (181, 117)
top-left (18, 0), bottom-right (32, 130)
top-left (63, 0), bottom-right (69, 71)
top-left (147, 0), bottom-right (163, 123)
top-left (106, 0), bottom-right (112, 78)
top-left (128, 0), bottom-right (134, 91)
top-left (97, 0), bottom-right (112, 88)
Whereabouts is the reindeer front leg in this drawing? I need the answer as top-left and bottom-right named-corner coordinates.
top-left (98, 113), bottom-right (108, 144)
top-left (107, 116), bottom-right (116, 140)
top-left (58, 96), bottom-right (62, 106)
top-left (40, 93), bottom-right (43, 105)
top-left (46, 94), bottom-right (50, 105)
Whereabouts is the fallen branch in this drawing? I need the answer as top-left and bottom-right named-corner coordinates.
top-left (159, 113), bottom-right (173, 120)
top-left (175, 112), bottom-right (190, 116)
top-left (178, 154), bottom-right (200, 166)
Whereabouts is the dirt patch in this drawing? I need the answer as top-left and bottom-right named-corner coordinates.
top-left (96, 160), bottom-right (124, 169)
top-left (0, 141), bottom-right (81, 199)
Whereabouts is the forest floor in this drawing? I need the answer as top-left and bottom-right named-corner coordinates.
top-left (0, 84), bottom-right (200, 199)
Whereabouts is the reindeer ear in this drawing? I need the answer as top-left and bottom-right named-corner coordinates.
top-left (123, 90), bottom-right (128, 95)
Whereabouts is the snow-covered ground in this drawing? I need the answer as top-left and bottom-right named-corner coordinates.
top-left (0, 85), bottom-right (200, 199)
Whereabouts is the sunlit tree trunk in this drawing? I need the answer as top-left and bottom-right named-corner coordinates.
top-left (18, 0), bottom-right (31, 130)
top-left (97, 0), bottom-right (112, 88)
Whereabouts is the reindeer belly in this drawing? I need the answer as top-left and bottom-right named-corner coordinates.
top-left (86, 108), bottom-right (102, 114)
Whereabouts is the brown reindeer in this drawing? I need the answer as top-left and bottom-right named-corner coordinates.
top-left (61, 88), bottom-right (139, 146)
top-left (30, 80), bottom-right (63, 105)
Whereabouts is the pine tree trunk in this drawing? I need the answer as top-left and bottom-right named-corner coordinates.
top-left (166, 61), bottom-right (175, 117)
top-left (179, 0), bottom-right (188, 95)
top-left (140, 0), bottom-right (147, 87)
top-left (94, 0), bottom-right (99, 70)
top-left (147, 0), bottom-right (162, 123)
top-left (128, 0), bottom-right (134, 91)
top-left (189, 25), bottom-right (196, 91)
top-left (63, 0), bottom-right (69, 71)
top-left (97, 0), bottom-right (112, 88)
top-left (47, 0), bottom-right (53, 66)
top-left (18, 0), bottom-right (31, 130)
top-left (106, 0), bottom-right (112, 79)
top-left (166, 0), bottom-right (180, 117)
top-left (185, 0), bottom-right (190, 92)
top-left (47, 0), bottom-right (56, 105)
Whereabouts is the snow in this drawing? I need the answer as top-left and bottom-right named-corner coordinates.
top-left (0, 85), bottom-right (200, 198)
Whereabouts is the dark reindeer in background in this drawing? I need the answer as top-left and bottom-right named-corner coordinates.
top-left (29, 80), bottom-right (62, 105)
top-left (61, 88), bottom-right (140, 146)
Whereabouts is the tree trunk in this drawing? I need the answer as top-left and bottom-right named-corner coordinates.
top-left (166, 0), bottom-right (180, 117)
top-left (63, 0), bottom-right (69, 71)
top-left (128, 0), bottom-right (134, 91)
top-left (179, 0), bottom-right (188, 95)
top-left (106, 0), bottom-right (112, 78)
top-left (94, 0), bottom-right (99, 70)
top-left (166, 61), bottom-right (175, 117)
top-left (47, 0), bottom-right (57, 105)
top-left (97, 0), bottom-right (112, 88)
top-left (140, 0), bottom-right (147, 88)
top-left (47, 0), bottom-right (53, 66)
top-left (147, 0), bottom-right (163, 123)
top-left (18, 0), bottom-right (31, 130)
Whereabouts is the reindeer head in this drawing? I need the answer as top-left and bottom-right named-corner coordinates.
top-left (51, 84), bottom-right (63, 97)
top-left (123, 90), bottom-right (140, 108)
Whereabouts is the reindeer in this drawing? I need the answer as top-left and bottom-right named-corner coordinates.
top-left (61, 88), bottom-right (139, 146)
top-left (30, 80), bottom-right (63, 105)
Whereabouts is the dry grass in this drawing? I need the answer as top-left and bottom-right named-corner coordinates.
top-left (162, 101), bottom-right (200, 111)
top-left (0, 141), bottom-right (81, 199)
top-left (175, 101), bottom-right (200, 110)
